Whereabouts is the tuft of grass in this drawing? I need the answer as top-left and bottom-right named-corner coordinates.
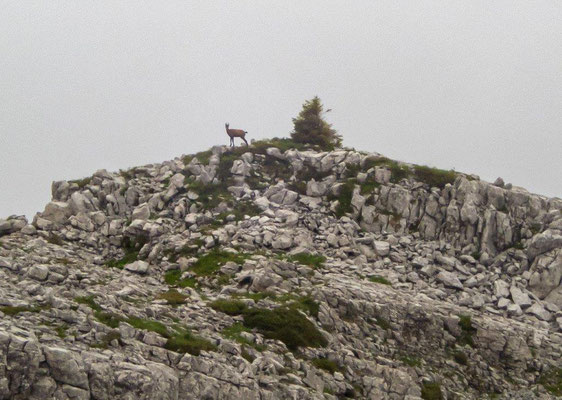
top-left (91, 331), bottom-right (121, 349)
top-left (453, 350), bottom-right (468, 365)
top-left (287, 295), bottom-right (320, 318)
top-left (164, 328), bottom-right (216, 356)
top-left (400, 355), bottom-right (421, 367)
top-left (69, 177), bottom-right (91, 188)
top-left (242, 307), bottom-right (327, 351)
top-left (74, 295), bottom-right (102, 312)
top-left (94, 311), bottom-right (122, 329)
top-left (311, 358), bottom-right (340, 374)
top-left (329, 181), bottom-right (354, 218)
top-left (368, 275), bottom-right (391, 285)
top-left (47, 233), bottom-right (64, 246)
top-left (538, 368), bottom-right (562, 396)
top-left (413, 165), bottom-right (456, 189)
top-left (421, 382), bottom-right (443, 400)
top-left (458, 314), bottom-right (476, 347)
top-left (126, 316), bottom-right (169, 337)
top-left (55, 324), bottom-right (68, 339)
top-left (157, 289), bottom-right (188, 305)
top-left (286, 253), bottom-right (326, 269)
top-left (375, 316), bottom-right (391, 330)
top-left (105, 250), bottom-right (138, 269)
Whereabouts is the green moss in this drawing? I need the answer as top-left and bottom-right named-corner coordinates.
top-left (421, 382), bottom-right (443, 400)
top-left (242, 307), bottom-right (327, 351)
top-left (157, 289), bottom-right (188, 305)
top-left (210, 299), bottom-right (248, 315)
top-left (538, 367), bottom-right (562, 396)
top-left (368, 275), bottom-right (391, 285)
top-left (360, 180), bottom-right (380, 195)
top-left (311, 358), bottom-right (340, 374)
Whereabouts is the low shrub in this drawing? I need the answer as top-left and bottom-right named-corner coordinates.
top-left (368, 275), bottom-right (391, 285)
top-left (311, 358), bottom-right (340, 374)
top-left (421, 382), bottom-right (443, 400)
top-left (157, 289), bottom-right (188, 305)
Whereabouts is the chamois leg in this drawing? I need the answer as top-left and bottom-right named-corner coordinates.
top-left (241, 136), bottom-right (248, 146)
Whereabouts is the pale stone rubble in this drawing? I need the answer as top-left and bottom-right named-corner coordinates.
top-left (0, 144), bottom-right (561, 399)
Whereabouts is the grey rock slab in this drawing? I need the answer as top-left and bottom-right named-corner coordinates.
top-left (436, 271), bottom-right (463, 290)
top-left (510, 286), bottom-right (532, 308)
top-left (43, 346), bottom-right (89, 389)
top-left (27, 265), bottom-right (49, 281)
top-left (373, 241), bottom-right (390, 256)
top-left (526, 302), bottom-right (552, 321)
top-left (124, 260), bottom-right (150, 274)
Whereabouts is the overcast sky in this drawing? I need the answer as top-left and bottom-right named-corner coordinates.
top-left (1, 1), bottom-right (561, 219)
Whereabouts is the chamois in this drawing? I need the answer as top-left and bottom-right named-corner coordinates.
top-left (225, 123), bottom-right (248, 147)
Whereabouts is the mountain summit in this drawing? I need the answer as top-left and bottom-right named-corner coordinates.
top-left (1, 139), bottom-right (561, 399)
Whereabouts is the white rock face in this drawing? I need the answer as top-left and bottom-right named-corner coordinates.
top-left (124, 260), bottom-right (149, 274)
top-left (0, 144), bottom-right (560, 400)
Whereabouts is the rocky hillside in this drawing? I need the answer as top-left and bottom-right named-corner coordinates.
top-left (1, 139), bottom-right (561, 400)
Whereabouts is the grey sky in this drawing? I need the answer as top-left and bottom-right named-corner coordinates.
top-left (1, 1), bottom-right (561, 219)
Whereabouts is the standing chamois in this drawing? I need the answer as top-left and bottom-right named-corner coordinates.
top-left (225, 123), bottom-right (248, 147)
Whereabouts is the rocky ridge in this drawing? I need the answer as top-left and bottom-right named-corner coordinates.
top-left (1, 140), bottom-right (561, 399)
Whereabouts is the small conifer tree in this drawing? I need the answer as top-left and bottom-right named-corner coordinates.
top-left (291, 97), bottom-right (342, 150)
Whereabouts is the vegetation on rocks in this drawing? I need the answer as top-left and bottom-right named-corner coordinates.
top-left (291, 96), bottom-right (342, 150)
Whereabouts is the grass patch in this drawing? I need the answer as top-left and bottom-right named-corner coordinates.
top-left (157, 289), bottom-right (188, 305)
top-left (538, 367), bottom-right (562, 396)
top-left (368, 275), bottom-right (391, 285)
top-left (105, 234), bottom-right (148, 269)
top-left (126, 316), bottom-right (169, 337)
top-left (69, 177), bottom-right (91, 188)
top-left (91, 331), bottom-right (121, 349)
top-left (453, 350), bottom-right (468, 365)
top-left (421, 382), bottom-right (443, 400)
top-left (164, 270), bottom-right (198, 288)
top-left (94, 311), bottom-right (122, 328)
top-left (287, 295), bottom-right (320, 318)
top-left (413, 165), bottom-right (456, 189)
top-left (164, 327), bottom-right (216, 356)
top-left (0, 305), bottom-right (47, 316)
top-left (375, 316), bottom-right (391, 330)
top-left (242, 307), bottom-right (327, 351)
top-left (285, 252), bottom-right (326, 269)
top-left (46, 233), bottom-right (64, 246)
top-left (74, 295), bottom-right (102, 312)
top-left (211, 299), bottom-right (326, 351)
top-left (210, 299), bottom-right (249, 315)
top-left (329, 181), bottom-right (354, 218)
top-left (400, 355), bottom-right (421, 367)
top-left (311, 358), bottom-right (340, 374)
top-left (55, 324), bottom-right (68, 339)
top-left (458, 314), bottom-right (476, 347)
top-left (190, 249), bottom-right (248, 276)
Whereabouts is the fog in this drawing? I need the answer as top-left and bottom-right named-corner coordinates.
top-left (1, 1), bottom-right (561, 219)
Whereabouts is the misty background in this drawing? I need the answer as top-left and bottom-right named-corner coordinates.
top-left (1, 1), bottom-right (561, 219)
